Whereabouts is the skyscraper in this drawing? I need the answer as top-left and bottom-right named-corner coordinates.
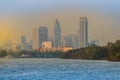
top-left (32, 26), bottom-right (48, 50)
top-left (54, 19), bottom-right (61, 48)
top-left (61, 35), bottom-right (79, 49)
top-left (61, 36), bottom-right (73, 47)
top-left (88, 39), bottom-right (99, 46)
top-left (20, 35), bottom-right (32, 51)
top-left (77, 29), bottom-right (80, 48)
top-left (79, 17), bottom-right (88, 48)
top-left (21, 35), bottom-right (26, 45)
top-left (70, 35), bottom-right (79, 49)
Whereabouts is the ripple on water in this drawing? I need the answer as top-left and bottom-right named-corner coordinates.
top-left (0, 58), bottom-right (120, 80)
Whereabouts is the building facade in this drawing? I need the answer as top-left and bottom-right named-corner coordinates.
top-left (79, 17), bottom-right (88, 48)
top-left (32, 27), bottom-right (48, 50)
top-left (61, 36), bottom-right (73, 47)
top-left (21, 35), bottom-right (26, 45)
top-left (89, 39), bottom-right (99, 46)
top-left (54, 19), bottom-right (61, 48)
top-left (41, 41), bottom-right (53, 52)
top-left (61, 35), bottom-right (79, 49)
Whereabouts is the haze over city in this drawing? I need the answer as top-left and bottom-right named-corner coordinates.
top-left (0, 0), bottom-right (120, 45)
top-left (0, 1), bottom-right (120, 80)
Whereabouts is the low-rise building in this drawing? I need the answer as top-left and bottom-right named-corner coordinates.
top-left (41, 41), bottom-right (53, 52)
top-left (62, 47), bottom-right (73, 52)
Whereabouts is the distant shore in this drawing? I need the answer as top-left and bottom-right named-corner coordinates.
top-left (0, 56), bottom-right (119, 62)
top-left (61, 40), bottom-right (120, 62)
top-left (0, 40), bottom-right (120, 62)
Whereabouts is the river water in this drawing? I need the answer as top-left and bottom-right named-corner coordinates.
top-left (0, 58), bottom-right (120, 80)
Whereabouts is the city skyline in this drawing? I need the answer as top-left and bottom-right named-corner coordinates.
top-left (0, 0), bottom-right (120, 45)
top-left (0, 17), bottom-right (119, 46)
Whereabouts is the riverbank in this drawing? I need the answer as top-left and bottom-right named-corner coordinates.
top-left (61, 40), bottom-right (120, 61)
top-left (0, 40), bottom-right (120, 61)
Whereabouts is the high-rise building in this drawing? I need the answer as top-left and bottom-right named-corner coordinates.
top-left (48, 36), bottom-right (53, 42)
top-left (79, 17), bottom-right (88, 48)
top-left (12, 43), bottom-right (17, 52)
top-left (20, 35), bottom-right (32, 51)
top-left (70, 35), bottom-right (79, 49)
top-left (21, 35), bottom-right (26, 45)
top-left (32, 27), bottom-right (48, 50)
top-left (3, 40), bottom-right (12, 51)
top-left (61, 35), bottom-right (79, 49)
top-left (61, 35), bottom-right (73, 47)
top-left (77, 29), bottom-right (80, 48)
top-left (88, 39), bottom-right (99, 46)
top-left (54, 19), bottom-right (61, 48)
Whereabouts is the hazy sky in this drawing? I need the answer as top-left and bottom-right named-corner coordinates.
top-left (0, 0), bottom-right (120, 45)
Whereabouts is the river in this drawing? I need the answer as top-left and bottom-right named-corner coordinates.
top-left (0, 58), bottom-right (120, 80)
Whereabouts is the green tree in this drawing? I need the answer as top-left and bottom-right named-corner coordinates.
top-left (115, 40), bottom-right (120, 46)
top-left (114, 53), bottom-right (120, 61)
top-left (0, 50), bottom-right (7, 58)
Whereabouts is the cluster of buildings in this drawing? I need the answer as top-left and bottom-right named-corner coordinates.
top-left (12, 35), bottom-right (32, 52)
top-left (32, 19), bottom-right (73, 52)
top-left (32, 17), bottom-right (89, 52)
top-left (0, 17), bottom-right (99, 52)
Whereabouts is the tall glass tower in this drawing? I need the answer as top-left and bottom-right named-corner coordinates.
top-left (54, 19), bottom-right (61, 48)
top-left (79, 17), bottom-right (88, 48)
top-left (33, 26), bottom-right (48, 50)
top-left (21, 35), bottom-right (26, 45)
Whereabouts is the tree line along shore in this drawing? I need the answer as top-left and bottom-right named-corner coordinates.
top-left (0, 40), bottom-right (120, 61)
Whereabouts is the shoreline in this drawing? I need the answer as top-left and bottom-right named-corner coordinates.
top-left (1, 57), bottom-right (120, 62)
